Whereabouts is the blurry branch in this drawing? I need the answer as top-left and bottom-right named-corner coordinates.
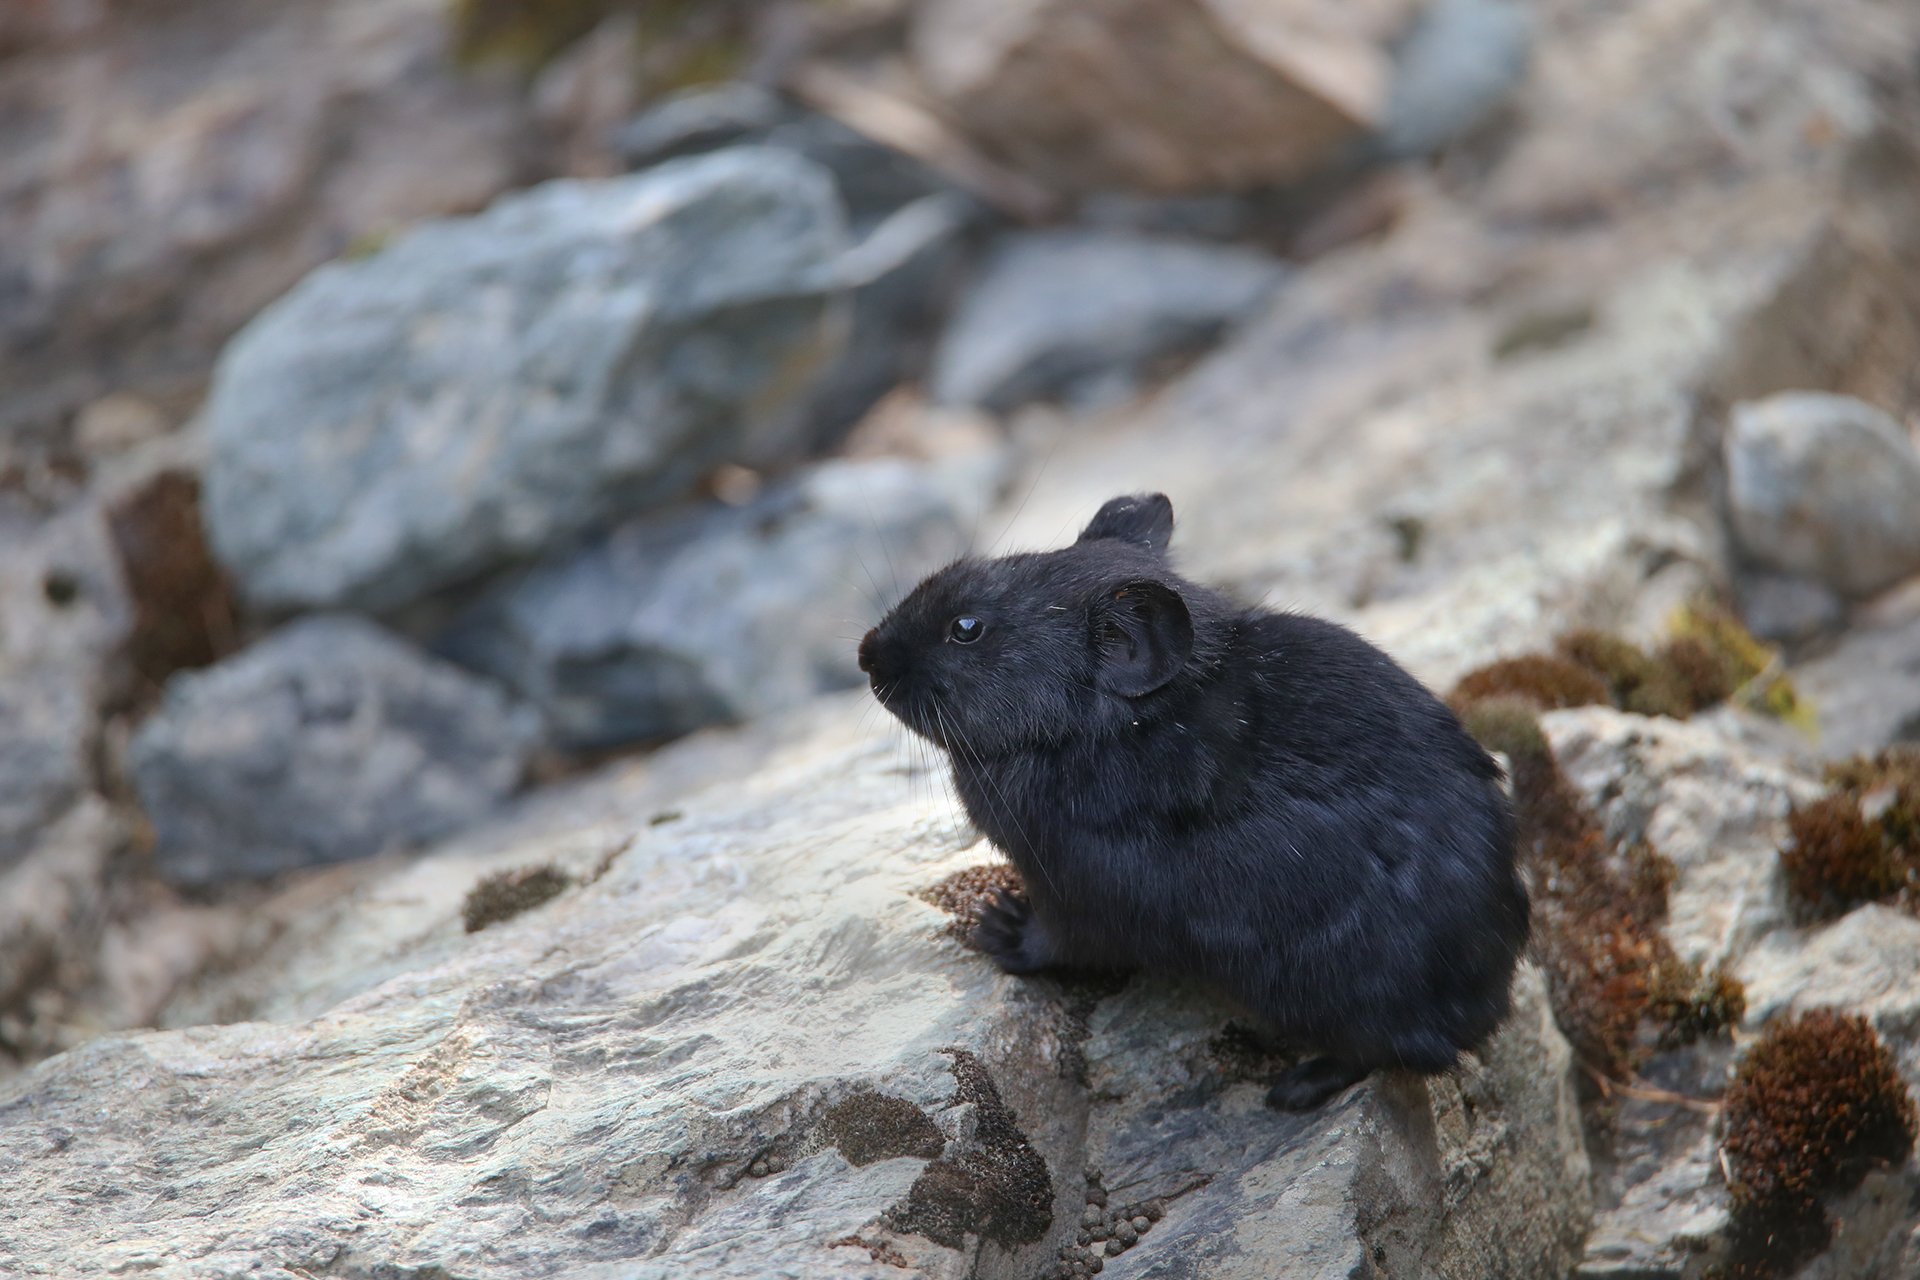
top-left (787, 62), bottom-right (1060, 223)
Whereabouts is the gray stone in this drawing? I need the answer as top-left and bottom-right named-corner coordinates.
top-left (0, 0), bottom-right (533, 439)
top-left (1736, 568), bottom-right (1847, 645)
top-left (801, 193), bottom-right (980, 453)
top-left (1792, 580), bottom-right (1920, 758)
top-left (202, 147), bottom-right (852, 613)
top-left (1375, 0), bottom-right (1532, 159)
top-left (930, 230), bottom-right (1286, 414)
top-left (611, 83), bottom-right (791, 171)
top-left (910, 0), bottom-right (1415, 195)
top-left (130, 616), bottom-right (539, 885)
top-left (1725, 391), bottom-right (1920, 599)
top-left (0, 696), bottom-right (1589, 1278)
top-left (0, 504), bottom-right (130, 864)
top-left (441, 455), bottom-right (999, 749)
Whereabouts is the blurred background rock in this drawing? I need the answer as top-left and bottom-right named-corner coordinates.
top-left (4, 0), bottom-right (1920, 1276)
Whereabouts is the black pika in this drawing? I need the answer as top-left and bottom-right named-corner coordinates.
top-left (858, 493), bottom-right (1529, 1111)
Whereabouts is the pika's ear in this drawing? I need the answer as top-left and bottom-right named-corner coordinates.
top-left (1094, 580), bottom-right (1193, 697)
top-left (1077, 493), bottom-right (1174, 555)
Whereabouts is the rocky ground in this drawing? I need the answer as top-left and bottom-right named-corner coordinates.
top-left (4, 0), bottom-right (1920, 1277)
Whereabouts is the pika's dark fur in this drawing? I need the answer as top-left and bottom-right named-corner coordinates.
top-left (859, 494), bottom-right (1529, 1111)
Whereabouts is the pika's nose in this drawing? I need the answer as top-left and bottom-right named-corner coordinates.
top-left (857, 628), bottom-right (879, 674)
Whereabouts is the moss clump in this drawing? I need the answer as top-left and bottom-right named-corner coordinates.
top-left (1451, 654), bottom-right (1611, 711)
top-left (1459, 694), bottom-right (1554, 769)
top-left (822, 1089), bottom-right (946, 1167)
top-left (888, 1050), bottom-right (1053, 1249)
top-left (1715, 1009), bottom-right (1918, 1277)
top-left (106, 470), bottom-right (238, 695)
top-left (1780, 749), bottom-right (1920, 921)
top-left (1461, 698), bottom-right (1681, 1081)
top-left (1646, 957), bottom-right (1746, 1050)
top-left (462, 864), bottom-right (574, 932)
top-left (1668, 602), bottom-right (1814, 732)
top-left (1556, 629), bottom-right (1695, 718)
top-left (919, 863), bottom-right (1025, 942)
top-left (1449, 602), bottom-right (1810, 729)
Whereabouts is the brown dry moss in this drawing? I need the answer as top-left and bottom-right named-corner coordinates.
top-left (822, 1089), bottom-right (946, 1167)
top-left (1780, 749), bottom-right (1920, 920)
top-left (919, 863), bottom-right (1025, 943)
top-left (888, 1050), bottom-right (1053, 1249)
top-left (1460, 698), bottom-right (1687, 1081)
top-left (1448, 603), bottom-right (1808, 728)
top-left (1714, 1009), bottom-right (1918, 1277)
top-left (1451, 654), bottom-right (1610, 710)
top-left (462, 863), bottom-right (574, 932)
top-left (106, 470), bottom-right (238, 697)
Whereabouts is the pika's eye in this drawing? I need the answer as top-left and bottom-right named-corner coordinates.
top-left (948, 616), bottom-right (985, 645)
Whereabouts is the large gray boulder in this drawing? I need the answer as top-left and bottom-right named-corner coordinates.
top-left (203, 147), bottom-right (852, 613)
top-left (930, 230), bottom-right (1286, 413)
top-left (0, 696), bottom-right (1590, 1278)
top-left (441, 455), bottom-right (1000, 749)
top-left (1725, 392), bottom-right (1920, 600)
top-left (130, 616), bottom-right (539, 885)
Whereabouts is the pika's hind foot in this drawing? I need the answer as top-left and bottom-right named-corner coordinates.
top-left (970, 890), bottom-right (1059, 975)
top-left (1266, 1056), bottom-right (1368, 1112)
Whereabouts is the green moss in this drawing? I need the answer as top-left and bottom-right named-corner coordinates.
top-left (1714, 1009), bottom-right (1917, 1277)
top-left (1458, 694), bottom-right (1553, 769)
top-left (1668, 601), bottom-right (1815, 732)
top-left (461, 863), bottom-right (574, 932)
top-left (1646, 957), bottom-right (1746, 1049)
top-left (1556, 629), bottom-right (1693, 718)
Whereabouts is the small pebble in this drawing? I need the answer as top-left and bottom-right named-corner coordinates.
top-left (748, 1159), bottom-right (767, 1177)
top-left (1088, 1259), bottom-right (1103, 1275)
top-left (1144, 1200), bottom-right (1166, 1221)
top-left (1086, 1185), bottom-right (1108, 1208)
top-left (1132, 1215), bottom-right (1151, 1233)
top-left (1115, 1223), bottom-right (1138, 1246)
top-left (1077, 1230), bottom-right (1092, 1246)
top-left (1082, 1205), bottom-right (1102, 1227)
top-left (1106, 1239), bottom-right (1125, 1257)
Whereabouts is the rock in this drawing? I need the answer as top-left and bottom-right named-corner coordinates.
top-left (1374, 0), bottom-right (1532, 160)
top-left (1081, 963), bottom-right (1590, 1278)
top-left (1544, 706), bottom-right (1820, 968)
top-left (202, 147), bottom-right (852, 614)
top-left (129, 616), bottom-right (539, 886)
top-left (0, 696), bottom-right (1589, 1277)
top-left (1724, 392), bottom-right (1920, 600)
top-left (1542, 706), bottom-right (1920, 1276)
top-left (1736, 569), bottom-right (1846, 646)
top-left (0, 798), bottom-right (120, 1063)
top-left (1792, 579), bottom-right (1920, 758)
top-left (440, 455), bottom-right (1000, 749)
top-left (0, 0), bottom-right (534, 437)
top-left (0, 505), bottom-right (130, 863)
top-left (612, 83), bottom-right (792, 171)
top-left (802, 193), bottom-right (980, 452)
top-left (929, 230), bottom-right (1287, 413)
top-left (910, 0), bottom-right (1417, 195)
top-left (614, 85), bottom-right (955, 227)
top-left (612, 91), bottom-right (982, 451)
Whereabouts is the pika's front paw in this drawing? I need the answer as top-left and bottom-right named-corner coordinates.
top-left (969, 889), bottom-right (1056, 975)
